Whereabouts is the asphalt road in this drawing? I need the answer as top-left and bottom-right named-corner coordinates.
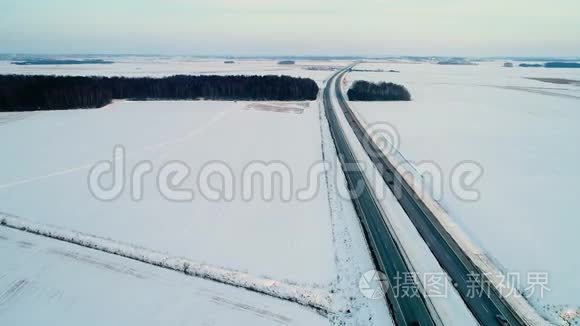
top-left (324, 68), bottom-right (435, 326)
top-left (328, 65), bottom-right (525, 326)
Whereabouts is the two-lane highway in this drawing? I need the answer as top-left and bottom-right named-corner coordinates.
top-left (326, 65), bottom-right (526, 325)
top-left (324, 67), bottom-right (436, 326)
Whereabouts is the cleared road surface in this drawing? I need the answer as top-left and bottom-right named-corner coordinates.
top-left (324, 67), bottom-right (435, 326)
top-left (326, 65), bottom-right (525, 325)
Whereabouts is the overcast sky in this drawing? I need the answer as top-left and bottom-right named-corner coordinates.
top-left (1, 0), bottom-right (579, 56)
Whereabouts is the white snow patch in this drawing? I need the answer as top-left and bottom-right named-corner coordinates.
top-left (0, 100), bottom-right (336, 288)
top-left (0, 213), bottom-right (332, 314)
top-left (0, 227), bottom-right (329, 326)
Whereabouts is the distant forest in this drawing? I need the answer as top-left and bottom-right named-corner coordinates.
top-left (519, 62), bottom-right (580, 68)
top-left (12, 59), bottom-right (114, 65)
top-left (347, 81), bottom-right (411, 101)
top-left (544, 62), bottom-right (580, 68)
top-left (0, 75), bottom-right (319, 112)
top-left (519, 63), bottom-right (543, 68)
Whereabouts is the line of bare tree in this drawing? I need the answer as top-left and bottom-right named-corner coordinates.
top-left (0, 74), bottom-right (319, 112)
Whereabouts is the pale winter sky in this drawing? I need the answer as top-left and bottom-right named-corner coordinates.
top-left (1, 0), bottom-right (579, 56)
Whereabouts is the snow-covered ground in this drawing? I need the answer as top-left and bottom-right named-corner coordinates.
top-left (0, 57), bottom-right (346, 85)
top-left (0, 58), bottom-right (392, 325)
top-left (0, 226), bottom-right (329, 326)
top-left (0, 100), bottom-right (337, 286)
top-left (347, 60), bottom-right (580, 322)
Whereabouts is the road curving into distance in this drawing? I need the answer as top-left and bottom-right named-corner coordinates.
top-left (324, 66), bottom-right (435, 326)
top-left (325, 64), bottom-right (526, 325)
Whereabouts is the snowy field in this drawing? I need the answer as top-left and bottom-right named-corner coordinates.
top-left (0, 226), bottom-right (329, 326)
top-left (0, 57), bottom-right (346, 85)
top-left (347, 60), bottom-right (580, 321)
top-left (0, 58), bottom-right (392, 325)
top-left (0, 100), bottom-right (337, 286)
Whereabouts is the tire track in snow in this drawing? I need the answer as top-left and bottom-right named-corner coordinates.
top-left (0, 112), bottom-right (40, 127)
top-left (47, 248), bottom-right (149, 280)
top-left (210, 295), bottom-right (293, 325)
top-left (0, 280), bottom-right (29, 308)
